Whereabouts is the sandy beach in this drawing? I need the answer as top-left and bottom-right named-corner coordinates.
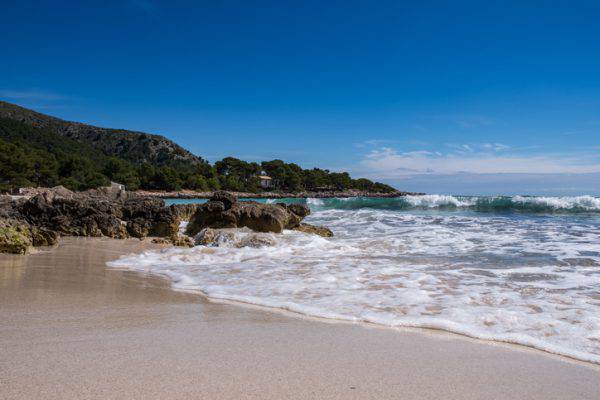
top-left (1, 238), bottom-right (598, 400)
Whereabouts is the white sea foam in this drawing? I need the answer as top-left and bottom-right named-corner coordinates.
top-left (404, 194), bottom-right (476, 208)
top-left (512, 195), bottom-right (600, 210)
top-left (178, 220), bottom-right (188, 235)
top-left (109, 208), bottom-right (600, 364)
top-left (306, 198), bottom-right (325, 206)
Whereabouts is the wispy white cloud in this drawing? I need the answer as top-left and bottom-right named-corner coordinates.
top-left (354, 138), bottom-right (401, 148)
top-left (358, 146), bottom-right (600, 180)
top-left (445, 143), bottom-right (474, 153)
top-left (483, 143), bottom-right (510, 151)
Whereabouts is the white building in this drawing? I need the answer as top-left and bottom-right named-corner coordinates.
top-left (259, 175), bottom-right (272, 189)
top-left (110, 182), bottom-right (126, 191)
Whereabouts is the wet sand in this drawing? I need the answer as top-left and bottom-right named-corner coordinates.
top-left (1, 238), bottom-right (598, 399)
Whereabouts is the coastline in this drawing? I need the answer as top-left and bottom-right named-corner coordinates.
top-left (133, 189), bottom-right (424, 199)
top-left (1, 238), bottom-right (598, 399)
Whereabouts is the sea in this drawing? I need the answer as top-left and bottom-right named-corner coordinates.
top-left (108, 195), bottom-right (600, 364)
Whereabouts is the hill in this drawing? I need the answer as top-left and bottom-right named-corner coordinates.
top-left (0, 102), bottom-right (397, 194)
top-left (0, 101), bottom-right (203, 168)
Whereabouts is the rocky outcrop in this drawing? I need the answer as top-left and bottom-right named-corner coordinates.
top-left (0, 223), bottom-right (31, 254)
top-left (185, 192), bottom-right (312, 236)
top-left (0, 217), bottom-right (60, 254)
top-left (1, 188), bottom-right (334, 254)
top-left (121, 197), bottom-right (180, 238)
top-left (0, 186), bottom-right (189, 254)
top-left (170, 203), bottom-right (199, 221)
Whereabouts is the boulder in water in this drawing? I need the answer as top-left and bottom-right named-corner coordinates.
top-left (194, 227), bottom-right (235, 246)
top-left (194, 227), bottom-right (276, 248)
top-left (293, 223), bottom-right (334, 237)
top-left (185, 193), bottom-right (313, 236)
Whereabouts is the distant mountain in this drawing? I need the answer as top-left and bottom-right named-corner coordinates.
top-left (0, 101), bottom-right (204, 167)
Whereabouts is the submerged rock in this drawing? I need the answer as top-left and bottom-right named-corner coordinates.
top-left (293, 223), bottom-right (334, 237)
top-left (194, 227), bottom-right (235, 246)
top-left (194, 227), bottom-right (277, 248)
top-left (235, 233), bottom-right (277, 248)
top-left (185, 192), bottom-right (314, 236)
top-left (151, 235), bottom-right (194, 247)
top-left (170, 235), bottom-right (195, 247)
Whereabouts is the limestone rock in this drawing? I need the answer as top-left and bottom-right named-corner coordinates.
top-left (211, 191), bottom-right (237, 209)
top-left (194, 228), bottom-right (235, 246)
top-left (186, 192), bottom-right (312, 236)
top-left (0, 223), bottom-right (32, 254)
top-left (194, 227), bottom-right (276, 248)
top-left (170, 203), bottom-right (198, 221)
top-left (171, 235), bottom-right (195, 247)
top-left (293, 223), bottom-right (334, 237)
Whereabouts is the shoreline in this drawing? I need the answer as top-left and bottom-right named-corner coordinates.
top-left (134, 189), bottom-right (424, 199)
top-left (139, 275), bottom-right (600, 367)
top-left (110, 252), bottom-right (600, 367)
top-left (2, 237), bottom-right (599, 399)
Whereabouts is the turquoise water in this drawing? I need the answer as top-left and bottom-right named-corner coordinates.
top-left (166, 194), bottom-right (600, 214)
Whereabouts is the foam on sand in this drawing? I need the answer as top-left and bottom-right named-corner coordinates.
top-left (109, 207), bottom-right (600, 364)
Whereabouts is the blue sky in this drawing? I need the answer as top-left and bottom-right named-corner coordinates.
top-left (2, 0), bottom-right (600, 195)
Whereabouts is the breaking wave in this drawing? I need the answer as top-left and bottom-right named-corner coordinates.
top-left (298, 195), bottom-right (600, 213)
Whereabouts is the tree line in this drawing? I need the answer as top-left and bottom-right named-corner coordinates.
top-left (0, 118), bottom-right (396, 193)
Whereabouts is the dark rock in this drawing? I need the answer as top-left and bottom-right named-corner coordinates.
top-left (279, 203), bottom-right (310, 228)
top-left (122, 197), bottom-right (180, 238)
top-left (170, 203), bottom-right (198, 220)
top-left (293, 223), bottom-right (334, 237)
top-left (127, 218), bottom-right (150, 238)
top-left (205, 201), bottom-right (226, 213)
top-left (193, 227), bottom-right (276, 248)
top-left (234, 202), bottom-right (290, 233)
top-left (186, 199), bottom-right (304, 236)
top-left (286, 203), bottom-right (311, 218)
top-left (0, 189), bottom-right (190, 253)
top-left (236, 234), bottom-right (277, 248)
top-left (0, 221), bottom-right (32, 254)
top-left (194, 228), bottom-right (235, 246)
top-left (0, 187), bottom-right (330, 254)
top-left (30, 227), bottom-right (59, 247)
top-left (152, 235), bottom-right (194, 247)
top-left (186, 202), bottom-right (235, 233)
top-left (211, 191), bottom-right (237, 209)
top-left (170, 235), bottom-right (195, 247)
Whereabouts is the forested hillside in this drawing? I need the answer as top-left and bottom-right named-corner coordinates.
top-left (0, 102), bottom-right (396, 194)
